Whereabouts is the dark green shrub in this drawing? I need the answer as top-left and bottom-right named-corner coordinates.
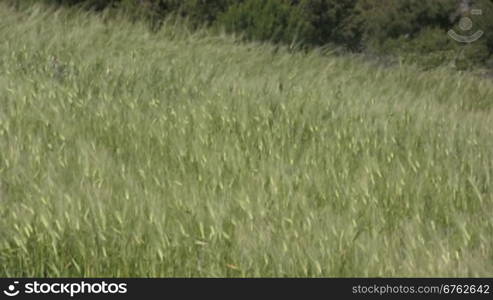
top-left (391, 28), bottom-right (459, 70)
top-left (7, 0), bottom-right (492, 71)
top-left (353, 0), bottom-right (493, 70)
top-left (298, 0), bottom-right (362, 49)
top-left (471, 0), bottom-right (493, 56)
top-left (354, 0), bottom-right (455, 51)
top-left (216, 0), bottom-right (313, 45)
top-left (177, 0), bottom-right (236, 27)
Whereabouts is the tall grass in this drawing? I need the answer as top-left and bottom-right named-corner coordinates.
top-left (1, 2), bottom-right (493, 277)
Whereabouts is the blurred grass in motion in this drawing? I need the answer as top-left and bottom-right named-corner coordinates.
top-left (0, 2), bottom-right (493, 277)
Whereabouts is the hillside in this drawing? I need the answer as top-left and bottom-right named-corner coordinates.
top-left (1, 3), bottom-right (493, 276)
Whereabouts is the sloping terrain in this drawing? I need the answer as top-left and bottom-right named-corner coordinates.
top-left (0, 4), bottom-right (493, 276)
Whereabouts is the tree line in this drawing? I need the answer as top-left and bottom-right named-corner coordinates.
top-left (15, 0), bottom-right (493, 70)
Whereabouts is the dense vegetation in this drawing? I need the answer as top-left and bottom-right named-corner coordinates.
top-left (1, 3), bottom-right (493, 276)
top-left (9, 0), bottom-right (493, 71)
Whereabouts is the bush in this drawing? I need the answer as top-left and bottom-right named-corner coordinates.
top-left (298, 0), bottom-right (361, 49)
top-left (177, 0), bottom-right (236, 27)
top-left (8, 0), bottom-right (493, 71)
top-left (471, 0), bottom-right (493, 55)
top-left (216, 0), bottom-right (313, 45)
top-left (354, 0), bottom-right (455, 51)
top-left (353, 0), bottom-right (493, 70)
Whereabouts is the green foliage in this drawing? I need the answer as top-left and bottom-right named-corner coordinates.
top-left (355, 0), bottom-right (454, 45)
top-left (177, 0), bottom-right (236, 26)
top-left (298, 0), bottom-right (361, 49)
top-left (472, 0), bottom-right (493, 55)
top-left (6, 0), bottom-right (493, 69)
top-left (217, 0), bottom-right (313, 45)
top-left (3, 0), bottom-right (493, 70)
top-left (2, 2), bottom-right (493, 277)
top-left (353, 0), bottom-right (493, 70)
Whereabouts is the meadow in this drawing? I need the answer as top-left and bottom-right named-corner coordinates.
top-left (0, 3), bottom-right (492, 277)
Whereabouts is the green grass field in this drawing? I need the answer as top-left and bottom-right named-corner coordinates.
top-left (1, 3), bottom-right (493, 277)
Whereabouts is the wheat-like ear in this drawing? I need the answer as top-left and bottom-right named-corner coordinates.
top-left (50, 55), bottom-right (66, 79)
top-left (51, 55), bottom-right (59, 67)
